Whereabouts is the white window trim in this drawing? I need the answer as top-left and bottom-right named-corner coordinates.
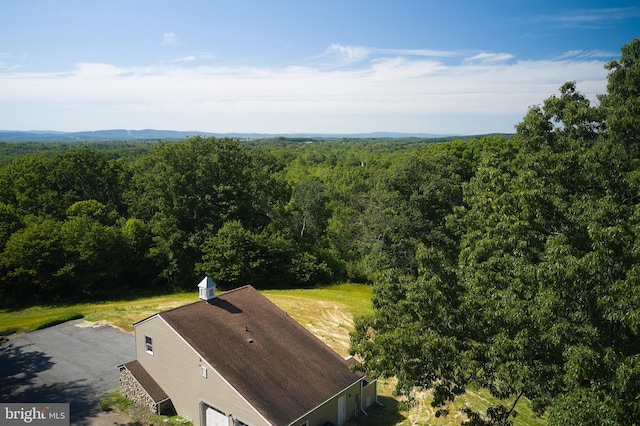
top-left (145, 335), bottom-right (154, 355)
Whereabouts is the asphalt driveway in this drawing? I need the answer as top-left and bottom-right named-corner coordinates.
top-left (0, 319), bottom-right (135, 425)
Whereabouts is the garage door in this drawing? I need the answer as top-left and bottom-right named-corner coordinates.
top-left (206, 406), bottom-right (227, 426)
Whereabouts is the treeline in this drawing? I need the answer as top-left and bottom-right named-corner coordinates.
top-left (0, 129), bottom-right (507, 306)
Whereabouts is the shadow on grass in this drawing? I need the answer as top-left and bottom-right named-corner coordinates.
top-left (347, 396), bottom-right (406, 425)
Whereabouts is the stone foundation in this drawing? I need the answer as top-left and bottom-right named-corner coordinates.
top-left (119, 366), bottom-right (159, 413)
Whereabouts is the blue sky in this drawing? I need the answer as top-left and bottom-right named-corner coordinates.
top-left (0, 1), bottom-right (638, 135)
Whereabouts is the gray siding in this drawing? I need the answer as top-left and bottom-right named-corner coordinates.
top-left (135, 316), bottom-right (271, 426)
top-left (362, 379), bottom-right (377, 410)
top-left (288, 381), bottom-right (364, 426)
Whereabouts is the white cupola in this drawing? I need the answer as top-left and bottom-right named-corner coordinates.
top-left (198, 276), bottom-right (217, 301)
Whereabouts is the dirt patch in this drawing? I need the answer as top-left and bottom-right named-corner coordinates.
top-left (75, 319), bottom-right (133, 334)
top-left (74, 319), bottom-right (111, 328)
top-left (86, 409), bottom-right (140, 426)
top-left (265, 294), bottom-right (355, 356)
top-left (303, 305), bottom-right (354, 356)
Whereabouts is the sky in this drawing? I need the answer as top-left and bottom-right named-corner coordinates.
top-left (0, 1), bottom-right (638, 135)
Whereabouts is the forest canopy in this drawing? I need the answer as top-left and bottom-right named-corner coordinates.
top-left (0, 132), bottom-right (495, 305)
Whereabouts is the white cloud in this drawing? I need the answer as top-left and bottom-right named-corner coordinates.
top-left (175, 56), bottom-right (197, 63)
top-left (319, 44), bottom-right (460, 66)
top-left (0, 62), bottom-right (21, 72)
top-left (556, 49), bottom-right (618, 60)
top-left (0, 48), bottom-right (610, 134)
top-left (163, 32), bottom-right (178, 45)
top-left (323, 44), bottom-right (371, 64)
top-left (465, 52), bottom-right (514, 64)
top-left (532, 7), bottom-right (640, 28)
top-left (375, 48), bottom-right (459, 58)
top-left (0, 52), bottom-right (22, 72)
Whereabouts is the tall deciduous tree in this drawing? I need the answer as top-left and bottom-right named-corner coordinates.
top-left (0, 219), bottom-right (66, 304)
top-left (356, 139), bottom-right (500, 278)
top-left (127, 136), bottom-right (287, 287)
top-left (291, 176), bottom-right (330, 240)
top-left (350, 39), bottom-right (640, 425)
top-left (0, 150), bottom-right (125, 219)
top-left (198, 220), bottom-right (293, 289)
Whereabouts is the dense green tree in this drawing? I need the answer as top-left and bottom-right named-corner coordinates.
top-left (291, 176), bottom-right (330, 241)
top-left (0, 219), bottom-right (66, 304)
top-left (118, 217), bottom-right (159, 288)
top-left (600, 38), bottom-right (640, 164)
top-left (351, 39), bottom-right (640, 425)
top-left (59, 214), bottom-right (125, 298)
top-left (66, 199), bottom-right (119, 225)
top-left (355, 140), bottom-right (492, 278)
top-left (349, 141), bottom-right (504, 415)
top-left (50, 149), bottom-right (125, 215)
top-left (0, 203), bottom-right (21, 251)
top-left (0, 150), bottom-right (125, 219)
top-left (127, 136), bottom-right (288, 287)
top-left (0, 155), bottom-right (59, 217)
top-left (198, 220), bottom-right (293, 289)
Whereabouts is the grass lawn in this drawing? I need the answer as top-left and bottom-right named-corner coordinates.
top-left (0, 292), bottom-right (198, 335)
top-left (0, 283), bottom-right (546, 425)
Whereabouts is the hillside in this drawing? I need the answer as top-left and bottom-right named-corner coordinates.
top-left (0, 129), bottom-right (458, 142)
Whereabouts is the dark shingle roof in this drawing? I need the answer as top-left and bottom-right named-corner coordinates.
top-left (122, 360), bottom-right (170, 403)
top-left (159, 285), bottom-right (363, 426)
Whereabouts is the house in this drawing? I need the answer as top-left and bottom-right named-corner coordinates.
top-left (118, 277), bottom-right (377, 426)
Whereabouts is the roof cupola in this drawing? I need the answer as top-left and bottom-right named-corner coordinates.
top-left (198, 276), bottom-right (217, 301)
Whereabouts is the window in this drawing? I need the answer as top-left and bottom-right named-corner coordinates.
top-left (201, 366), bottom-right (207, 378)
top-left (145, 336), bottom-right (153, 355)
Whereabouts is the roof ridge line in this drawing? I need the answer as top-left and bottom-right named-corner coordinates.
top-left (156, 300), bottom-right (200, 317)
top-left (219, 284), bottom-right (254, 295)
top-left (156, 285), bottom-right (254, 318)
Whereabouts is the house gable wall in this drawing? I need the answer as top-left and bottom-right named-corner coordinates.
top-left (291, 380), bottom-right (362, 426)
top-left (361, 380), bottom-right (377, 411)
top-left (135, 316), bottom-right (271, 426)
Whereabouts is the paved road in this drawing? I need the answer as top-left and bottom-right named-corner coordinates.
top-left (0, 319), bottom-right (135, 425)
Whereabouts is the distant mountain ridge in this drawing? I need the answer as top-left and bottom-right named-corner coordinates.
top-left (0, 129), bottom-right (459, 142)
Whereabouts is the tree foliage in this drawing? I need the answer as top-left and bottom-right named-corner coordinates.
top-left (350, 38), bottom-right (640, 424)
top-left (125, 136), bottom-right (288, 286)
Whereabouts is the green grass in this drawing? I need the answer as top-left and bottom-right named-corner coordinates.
top-left (264, 283), bottom-right (374, 316)
top-left (0, 292), bottom-right (198, 335)
top-left (0, 285), bottom-right (372, 336)
top-left (0, 283), bottom-right (546, 425)
top-left (100, 389), bottom-right (192, 425)
top-left (29, 312), bottom-right (85, 331)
